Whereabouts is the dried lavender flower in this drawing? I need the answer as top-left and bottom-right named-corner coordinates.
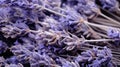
top-left (107, 28), bottom-right (120, 38)
top-left (99, 0), bottom-right (119, 11)
top-left (0, 57), bottom-right (6, 67)
top-left (0, 41), bottom-right (8, 54)
top-left (5, 63), bottom-right (23, 67)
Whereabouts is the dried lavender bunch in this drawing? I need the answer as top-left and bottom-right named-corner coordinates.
top-left (0, 0), bottom-right (120, 67)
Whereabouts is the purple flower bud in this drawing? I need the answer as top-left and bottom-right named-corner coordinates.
top-left (99, 0), bottom-right (118, 11)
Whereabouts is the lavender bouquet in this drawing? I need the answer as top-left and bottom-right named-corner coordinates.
top-left (0, 0), bottom-right (120, 67)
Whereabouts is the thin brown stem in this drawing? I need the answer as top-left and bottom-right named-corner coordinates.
top-left (100, 13), bottom-right (120, 25)
top-left (84, 20), bottom-right (120, 32)
top-left (33, 4), bottom-right (67, 17)
top-left (84, 39), bottom-right (115, 43)
top-left (93, 17), bottom-right (120, 27)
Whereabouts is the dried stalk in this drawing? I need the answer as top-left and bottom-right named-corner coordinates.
top-left (83, 20), bottom-right (120, 32)
top-left (32, 3), bottom-right (67, 17)
top-left (99, 13), bottom-right (120, 25)
top-left (93, 18), bottom-right (120, 27)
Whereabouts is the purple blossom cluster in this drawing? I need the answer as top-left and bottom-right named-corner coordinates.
top-left (75, 47), bottom-right (116, 67)
top-left (107, 28), bottom-right (120, 38)
top-left (0, 0), bottom-right (119, 67)
top-left (99, 0), bottom-right (118, 11)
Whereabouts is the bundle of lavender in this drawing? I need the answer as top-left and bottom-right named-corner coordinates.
top-left (0, 0), bottom-right (120, 67)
